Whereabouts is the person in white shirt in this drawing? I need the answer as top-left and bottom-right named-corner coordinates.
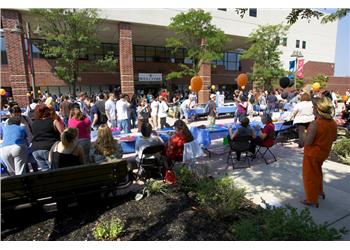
top-left (116, 94), bottom-right (131, 133)
top-left (291, 92), bottom-right (315, 148)
top-left (158, 96), bottom-right (170, 129)
top-left (180, 98), bottom-right (191, 123)
top-left (150, 95), bottom-right (159, 129)
top-left (105, 93), bottom-right (117, 128)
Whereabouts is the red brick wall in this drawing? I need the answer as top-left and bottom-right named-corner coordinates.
top-left (328, 77), bottom-right (350, 94)
top-left (1, 9), bottom-right (30, 106)
top-left (0, 65), bottom-right (10, 86)
top-left (303, 61), bottom-right (334, 81)
top-left (119, 23), bottom-right (134, 96)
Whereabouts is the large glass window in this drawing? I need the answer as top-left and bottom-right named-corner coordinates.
top-left (213, 51), bottom-right (240, 71)
top-left (145, 46), bottom-right (155, 62)
top-left (133, 45), bottom-right (187, 63)
top-left (1, 34), bottom-right (8, 64)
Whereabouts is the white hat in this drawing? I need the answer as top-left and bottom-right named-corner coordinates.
top-left (210, 94), bottom-right (216, 99)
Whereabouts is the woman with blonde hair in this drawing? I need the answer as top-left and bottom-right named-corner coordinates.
top-left (90, 124), bottom-right (123, 163)
top-left (301, 97), bottom-right (337, 208)
top-left (48, 128), bottom-right (84, 169)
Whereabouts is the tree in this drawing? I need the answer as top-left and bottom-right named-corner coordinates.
top-left (30, 9), bottom-right (116, 96)
top-left (235, 8), bottom-right (350, 25)
top-left (311, 74), bottom-right (329, 89)
top-left (241, 24), bottom-right (289, 90)
top-left (166, 9), bottom-right (229, 80)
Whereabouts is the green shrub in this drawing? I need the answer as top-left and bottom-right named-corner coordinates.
top-left (93, 217), bottom-right (125, 240)
top-left (232, 204), bottom-right (347, 240)
top-left (333, 139), bottom-right (350, 164)
top-left (144, 179), bottom-right (169, 195)
top-left (174, 166), bottom-right (199, 193)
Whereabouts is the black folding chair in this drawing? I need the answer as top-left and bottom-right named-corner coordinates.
top-left (254, 130), bottom-right (278, 165)
top-left (227, 135), bottom-right (254, 169)
top-left (136, 144), bottom-right (166, 179)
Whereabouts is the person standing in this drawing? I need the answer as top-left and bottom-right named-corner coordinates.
top-left (136, 99), bottom-right (150, 132)
top-left (266, 91), bottom-right (278, 114)
top-left (91, 93), bottom-right (107, 130)
top-left (158, 96), bottom-right (170, 129)
top-left (291, 93), bottom-right (315, 148)
top-left (116, 94), bottom-right (131, 133)
top-left (76, 92), bottom-right (90, 118)
top-left (301, 97), bottom-right (337, 208)
top-left (59, 95), bottom-right (72, 127)
top-left (180, 97), bottom-right (191, 124)
top-left (105, 93), bottom-right (117, 128)
top-left (207, 94), bottom-right (217, 125)
top-left (150, 96), bottom-right (159, 129)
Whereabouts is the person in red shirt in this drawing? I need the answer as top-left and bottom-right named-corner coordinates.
top-left (253, 114), bottom-right (276, 152)
top-left (160, 89), bottom-right (168, 101)
top-left (166, 119), bottom-right (194, 162)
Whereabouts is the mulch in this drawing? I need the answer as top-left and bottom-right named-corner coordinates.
top-left (1, 187), bottom-right (258, 241)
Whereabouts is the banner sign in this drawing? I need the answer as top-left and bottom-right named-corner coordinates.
top-left (296, 59), bottom-right (304, 78)
top-left (139, 73), bottom-right (162, 82)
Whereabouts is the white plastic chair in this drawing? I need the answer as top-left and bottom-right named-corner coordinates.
top-left (182, 140), bottom-right (205, 170)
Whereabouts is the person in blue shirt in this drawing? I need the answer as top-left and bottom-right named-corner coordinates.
top-left (0, 116), bottom-right (28, 175)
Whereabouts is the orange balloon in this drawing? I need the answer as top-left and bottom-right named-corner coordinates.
top-left (0, 88), bottom-right (6, 96)
top-left (26, 92), bottom-right (31, 97)
top-left (237, 73), bottom-right (248, 87)
top-left (312, 82), bottom-right (320, 91)
top-left (190, 75), bottom-right (203, 92)
top-left (343, 95), bottom-right (349, 102)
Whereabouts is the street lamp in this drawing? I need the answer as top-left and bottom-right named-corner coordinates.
top-left (290, 50), bottom-right (304, 89)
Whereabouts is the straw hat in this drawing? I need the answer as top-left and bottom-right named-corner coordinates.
top-left (314, 97), bottom-right (335, 119)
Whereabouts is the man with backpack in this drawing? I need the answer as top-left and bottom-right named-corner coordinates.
top-left (91, 93), bottom-right (107, 130)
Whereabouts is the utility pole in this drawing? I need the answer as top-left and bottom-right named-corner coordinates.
top-left (26, 22), bottom-right (37, 99)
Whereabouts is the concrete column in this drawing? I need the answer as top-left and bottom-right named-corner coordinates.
top-left (1, 9), bottom-right (30, 107)
top-left (118, 22), bottom-right (134, 97)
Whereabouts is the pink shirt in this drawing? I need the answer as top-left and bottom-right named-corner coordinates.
top-left (68, 117), bottom-right (91, 139)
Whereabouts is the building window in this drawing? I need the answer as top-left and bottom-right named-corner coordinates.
top-left (249, 9), bottom-right (257, 17)
top-left (1, 34), bottom-right (8, 64)
top-left (282, 38), bottom-right (287, 46)
top-left (296, 40), bottom-right (300, 48)
top-left (213, 51), bottom-right (240, 71)
top-left (302, 41), bottom-right (306, 49)
top-left (217, 8), bottom-right (227, 11)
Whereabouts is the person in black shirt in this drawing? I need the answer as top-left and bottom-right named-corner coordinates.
top-left (207, 94), bottom-right (217, 125)
top-left (91, 93), bottom-right (107, 130)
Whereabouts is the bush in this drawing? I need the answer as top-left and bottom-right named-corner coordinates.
top-left (93, 217), bottom-right (124, 240)
top-left (232, 204), bottom-right (347, 240)
top-left (333, 139), bottom-right (350, 164)
top-left (175, 167), bottom-right (246, 218)
top-left (195, 176), bottom-right (246, 218)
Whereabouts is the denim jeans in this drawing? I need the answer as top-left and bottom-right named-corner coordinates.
top-left (32, 150), bottom-right (51, 171)
top-left (180, 106), bottom-right (189, 120)
top-left (63, 116), bottom-right (69, 128)
top-left (118, 119), bottom-right (131, 134)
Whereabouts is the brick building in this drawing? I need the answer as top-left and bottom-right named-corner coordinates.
top-left (1, 8), bottom-right (347, 107)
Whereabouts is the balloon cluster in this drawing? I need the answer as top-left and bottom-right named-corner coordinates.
top-left (0, 88), bottom-right (6, 96)
top-left (279, 77), bottom-right (291, 89)
top-left (237, 73), bottom-right (248, 88)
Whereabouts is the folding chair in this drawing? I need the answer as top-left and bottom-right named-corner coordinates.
top-left (136, 144), bottom-right (166, 179)
top-left (254, 130), bottom-right (277, 165)
top-left (170, 140), bottom-right (205, 172)
top-left (226, 135), bottom-right (254, 169)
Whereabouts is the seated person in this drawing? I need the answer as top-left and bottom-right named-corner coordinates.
top-left (0, 116), bottom-right (28, 175)
top-left (48, 128), bottom-right (84, 169)
top-left (341, 102), bottom-right (350, 122)
top-left (135, 122), bottom-right (164, 162)
top-left (228, 117), bottom-right (256, 161)
top-left (165, 119), bottom-right (194, 162)
top-left (90, 124), bottom-right (123, 163)
top-left (254, 114), bottom-right (276, 149)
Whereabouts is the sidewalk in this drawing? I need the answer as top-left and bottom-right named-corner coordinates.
top-left (197, 139), bottom-right (350, 240)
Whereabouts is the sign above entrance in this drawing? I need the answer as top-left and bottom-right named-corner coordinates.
top-left (139, 73), bottom-right (162, 82)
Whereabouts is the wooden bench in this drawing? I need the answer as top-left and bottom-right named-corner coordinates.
top-left (1, 160), bottom-right (132, 214)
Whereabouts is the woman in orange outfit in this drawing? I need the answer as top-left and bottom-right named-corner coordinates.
top-left (302, 97), bottom-right (337, 208)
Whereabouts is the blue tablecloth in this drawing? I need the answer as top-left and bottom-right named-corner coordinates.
top-left (217, 106), bottom-right (236, 114)
top-left (188, 104), bottom-right (237, 118)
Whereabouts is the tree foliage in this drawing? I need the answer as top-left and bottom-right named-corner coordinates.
top-left (241, 24), bottom-right (289, 90)
top-left (30, 9), bottom-right (116, 95)
top-left (166, 9), bottom-right (229, 80)
top-left (311, 74), bottom-right (329, 89)
top-left (235, 8), bottom-right (349, 25)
